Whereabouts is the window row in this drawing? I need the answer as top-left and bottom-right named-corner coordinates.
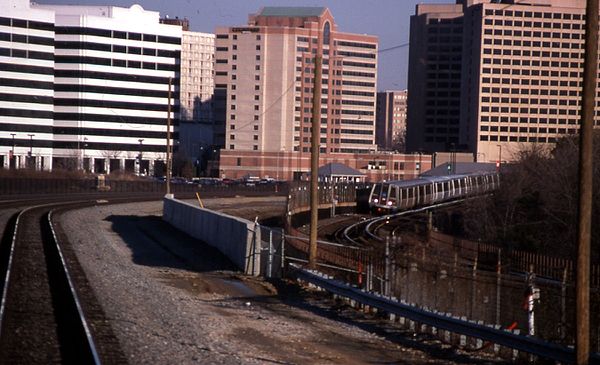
top-left (484, 18), bottom-right (583, 31)
top-left (480, 116), bottom-right (585, 125)
top-left (482, 56), bottom-right (583, 66)
top-left (484, 9), bottom-right (582, 20)
top-left (483, 28), bottom-right (583, 39)
top-left (481, 80), bottom-right (584, 92)
top-left (0, 32), bottom-right (55, 48)
top-left (482, 69), bottom-right (582, 77)
top-left (483, 48), bottom-right (582, 57)
top-left (481, 96), bottom-right (578, 106)
top-left (481, 125), bottom-right (574, 133)
top-left (479, 135), bottom-right (571, 143)
top-left (481, 106), bottom-right (579, 115)
top-left (54, 41), bottom-right (179, 58)
top-left (55, 27), bottom-right (180, 45)
top-left (54, 55), bottom-right (177, 71)
top-left (0, 47), bottom-right (53, 61)
top-left (483, 38), bottom-right (582, 48)
top-left (0, 17), bottom-right (54, 31)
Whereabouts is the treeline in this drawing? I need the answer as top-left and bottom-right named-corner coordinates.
top-left (463, 133), bottom-right (600, 262)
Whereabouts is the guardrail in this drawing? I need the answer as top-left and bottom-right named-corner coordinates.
top-left (290, 264), bottom-right (600, 364)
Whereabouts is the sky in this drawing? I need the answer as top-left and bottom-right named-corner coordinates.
top-left (35, 0), bottom-right (450, 90)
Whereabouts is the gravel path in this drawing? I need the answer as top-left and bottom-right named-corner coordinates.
top-left (59, 198), bottom-right (505, 364)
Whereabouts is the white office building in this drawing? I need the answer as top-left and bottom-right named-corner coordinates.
top-left (1, 0), bottom-right (181, 174)
top-left (0, 0), bottom-right (55, 170)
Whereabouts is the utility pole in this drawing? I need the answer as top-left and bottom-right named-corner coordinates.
top-left (166, 77), bottom-right (172, 196)
top-left (308, 54), bottom-right (322, 269)
top-left (10, 133), bottom-right (15, 169)
top-left (576, 0), bottom-right (597, 363)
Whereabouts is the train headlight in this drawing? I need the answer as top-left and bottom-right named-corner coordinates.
top-left (387, 201), bottom-right (393, 206)
top-left (373, 198), bottom-right (379, 203)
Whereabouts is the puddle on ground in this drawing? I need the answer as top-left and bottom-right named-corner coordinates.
top-left (157, 271), bottom-right (262, 299)
top-left (222, 279), bottom-right (257, 297)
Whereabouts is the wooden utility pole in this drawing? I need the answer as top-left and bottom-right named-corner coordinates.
top-left (308, 55), bottom-right (322, 269)
top-left (576, 0), bottom-right (597, 363)
top-left (166, 77), bottom-right (172, 196)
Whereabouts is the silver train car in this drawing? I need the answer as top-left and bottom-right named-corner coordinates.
top-left (368, 172), bottom-right (500, 214)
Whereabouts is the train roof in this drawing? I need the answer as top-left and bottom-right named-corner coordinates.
top-left (420, 162), bottom-right (497, 177)
top-left (380, 169), bottom-right (497, 187)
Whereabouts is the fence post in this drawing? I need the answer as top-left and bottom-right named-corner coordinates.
top-left (367, 250), bottom-right (373, 292)
top-left (391, 236), bottom-right (398, 298)
top-left (526, 264), bottom-right (536, 337)
top-left (496, 248), bottom-right (502, 325)
top-left (280, 229), bottom-right (285, 277)
top-left (385, 236), bottom-right (391, 297)
top-left (561, 265), bottom-right (568, 340)
top-left (471, 251), bottom-right (478, 319)
top-left (268, 229), bottom-right (273, 278)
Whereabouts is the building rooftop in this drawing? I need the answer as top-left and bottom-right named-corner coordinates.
top-left (318, 162), bottom-right (365, 177)
top-left (259, 7), bottom-right (326, 17)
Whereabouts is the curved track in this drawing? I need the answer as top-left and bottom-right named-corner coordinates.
top-left (0, 194), bottom-right (178, 364)
top-left (0, 200), bottom-right (129, 364)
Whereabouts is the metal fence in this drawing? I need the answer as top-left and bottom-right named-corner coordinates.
top-left (281, 182), bottom-right (600, 353)
top-left (286, 181), bottom-right (369, 214)
top-left (0, 177), bottom-right (286, 196)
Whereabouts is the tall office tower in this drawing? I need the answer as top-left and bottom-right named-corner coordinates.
top-left (177, 30), bottom-right (215, 164)
top-left (407, 0), bottom-right (593, 162)
top-left (32, 3), bottom-right (181, 174)
top-left (1, 0), bottom-right (55, 170)
top-left (214, 7), bottom-right (378, 179)
top-left (407, 2), bottom-right (464, 155)
top-left (376, 90), bottom-right (408, 151)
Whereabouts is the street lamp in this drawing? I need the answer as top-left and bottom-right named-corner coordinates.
top-left (82, 137), bottom-right (88, 171)
top-left (496, 144), bottom-right (502, 171)
top-left (10, 133), bottom-right (16, 169)
top-left (276, 148), bottom-right (285, 193)
top-left (450, 143), bottom-right (456, 175)
top-left (27, 134), bottom-right (34, 169)
top-left (138, 139), bottom-right (144, 176)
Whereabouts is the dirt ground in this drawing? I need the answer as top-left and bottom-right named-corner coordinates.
top-left (60, 198), bottom-right (506, 364)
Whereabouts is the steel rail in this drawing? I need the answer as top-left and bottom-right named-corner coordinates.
top-left (48, 210), bottom-right (102, 364)
top-left (0, 209), bottom-right (20, 338)
top-left (0, 201), bottom-right (74, 333)
top-left (0, 200), bottom-right (114, 363)
top-left (290, 264), bottom-right (600, 364)
top-left (342, 198), bottom-right (467, 246)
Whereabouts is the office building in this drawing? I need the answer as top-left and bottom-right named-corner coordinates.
top-left (178, 30), bottom-right (215, 170)
top-left (0, 0), bottom-right (55, 170)
top-left (407, 0), bottom-right (591, 162)
top-left (213, 6), bottom-right (378, 179)
top-left (376, 90), bottom-right (407, 151)
top-left (1, 0), bottom-right (181, 174)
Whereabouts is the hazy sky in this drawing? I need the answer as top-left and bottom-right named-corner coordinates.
top-left (35, 0), bottom-right (450, 90)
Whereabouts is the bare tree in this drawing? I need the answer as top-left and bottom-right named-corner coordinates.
top-left (462, 134), bottom-right (599, 261)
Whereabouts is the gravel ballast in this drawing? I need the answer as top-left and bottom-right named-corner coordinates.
top-left (59, 198), bottom-right (504, 364)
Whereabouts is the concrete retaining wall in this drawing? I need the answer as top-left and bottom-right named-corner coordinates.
top-left (162, 196), bottom-right (261, 276)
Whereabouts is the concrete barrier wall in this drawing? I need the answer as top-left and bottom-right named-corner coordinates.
top-left (162, 196), bottom-right (261, 276)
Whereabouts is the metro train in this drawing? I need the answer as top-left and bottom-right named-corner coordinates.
top-left (368, 171), bottom-right (500, 214)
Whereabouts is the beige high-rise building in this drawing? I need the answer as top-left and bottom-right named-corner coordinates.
top-left (407, 0), bottom-right (593, 162)
top-left (180, 31), bottom-right (214, 123)
top-left (376, 90), bottom-right (407, 151)
top-left (213, 7), bottom-right (378, 179)
top-left (160, 17), bottom-right (215, 168)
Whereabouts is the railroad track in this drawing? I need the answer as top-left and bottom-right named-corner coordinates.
top-left (0, 197), bottom-right (157, 364)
